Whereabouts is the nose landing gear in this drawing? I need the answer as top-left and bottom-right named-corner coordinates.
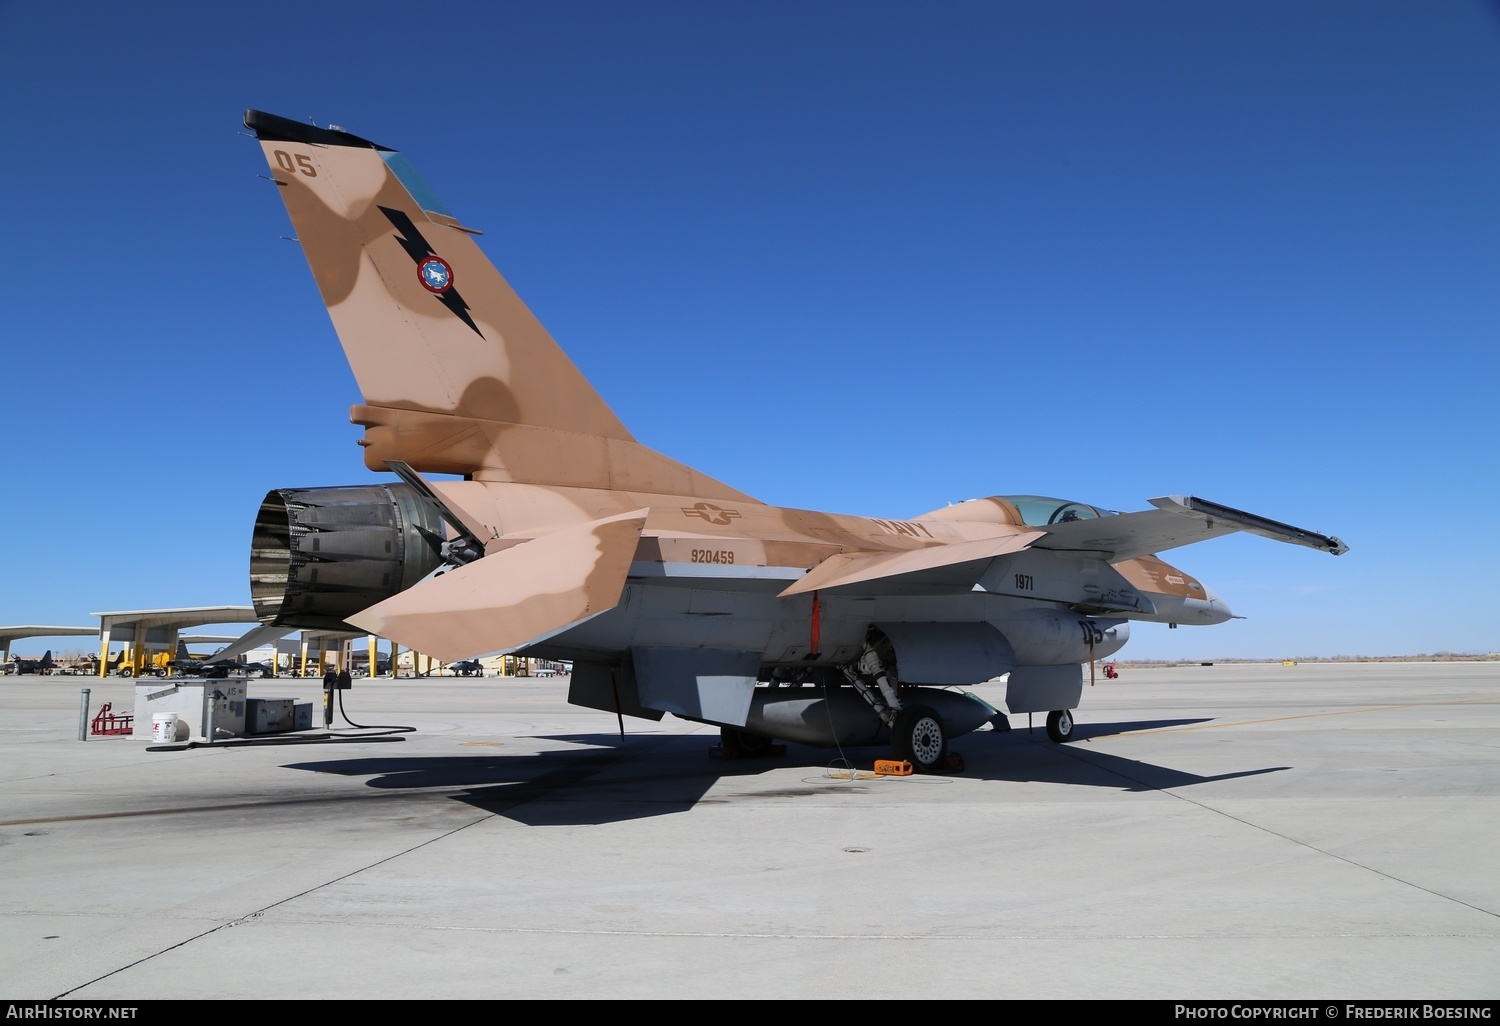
top-left (1046, 708), bottom-right (1075, 743)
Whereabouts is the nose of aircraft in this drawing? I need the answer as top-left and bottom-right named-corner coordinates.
top-left (1200, 585), bottom-right (1233, 624)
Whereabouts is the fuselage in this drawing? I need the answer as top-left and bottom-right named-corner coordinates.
top-left (427, 480), bottom-right (1223, 670)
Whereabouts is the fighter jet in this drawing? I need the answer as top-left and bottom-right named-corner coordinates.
top-left (11, 651), bottom-right (55, 675)
top-left (168, 641), bottom-right (207, 676)
top-left (242, 110), bottom-right (1347, 771)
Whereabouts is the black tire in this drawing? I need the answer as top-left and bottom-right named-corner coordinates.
top-left (891, 705), bottom-right (947, 773)
top-left (721, 727), bottom-right (773, 757)
top-left (119, 667), bottom-right (133, 678)
top-left (1046, 709), bottom-right (1075, 743)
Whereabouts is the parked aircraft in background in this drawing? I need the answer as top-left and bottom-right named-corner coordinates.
top-left (242, 110), bottom-right (1347, 771)
top-left (349, 656), bottom-right (393, 676)
top-left (202, 660), bottom-right (275, 679)
top-left (8, 651), bottom-right (54, 675)
top-left (168, 641), bottom-right (209, 676)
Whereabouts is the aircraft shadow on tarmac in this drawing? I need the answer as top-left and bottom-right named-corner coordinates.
top-left (283, 716), bottom-right (1288, 826)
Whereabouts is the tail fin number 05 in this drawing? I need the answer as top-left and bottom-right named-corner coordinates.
top-left (273, 150), bottom-right (318, 178)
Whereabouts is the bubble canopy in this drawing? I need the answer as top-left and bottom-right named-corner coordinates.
top-left (999, 495), bottom-right (1118, 527)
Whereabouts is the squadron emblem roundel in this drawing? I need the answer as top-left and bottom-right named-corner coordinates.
top-left (418, 256), bottom-right (454, 293)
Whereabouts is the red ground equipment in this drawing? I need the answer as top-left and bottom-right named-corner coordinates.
top-left (90, 702), bottom-right (134, 736)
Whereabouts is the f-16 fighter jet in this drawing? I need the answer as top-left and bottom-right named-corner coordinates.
top-left (242, 110), bottom-right (1346, 771)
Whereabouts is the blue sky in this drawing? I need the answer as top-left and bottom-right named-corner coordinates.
top-left (1, 1), bottom-right (1496, 660)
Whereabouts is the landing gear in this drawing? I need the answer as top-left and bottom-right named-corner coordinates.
top-left (720, 727), bottom-right (774, 758)
top-left (892, 705), bottom-right (947, 772)
top-left (1046, 709), bottom-right (1075, 743)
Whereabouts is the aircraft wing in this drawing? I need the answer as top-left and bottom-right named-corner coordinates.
top-left (1031, 495), bottom-right (1349, 562)
top-left (779, 530), bottom-right (1044, 596)
top-left (348, 509), bottom-right (649, 662)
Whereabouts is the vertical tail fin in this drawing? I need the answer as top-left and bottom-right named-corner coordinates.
top-left (245, 110), bottom-right (628, 440)
top-left (245, 111), bottom-right (750, 500)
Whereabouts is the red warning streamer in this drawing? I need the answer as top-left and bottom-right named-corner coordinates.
top-left (810, 590), bottom-right (821, 654)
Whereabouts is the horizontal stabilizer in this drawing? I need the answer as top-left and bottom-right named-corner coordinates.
top-left (780, 530), bottom-right (1042, 597)
top-left (348, 509), bottom-right (649, 661)
top-left (1031, 495), bottom-right (1347, 561)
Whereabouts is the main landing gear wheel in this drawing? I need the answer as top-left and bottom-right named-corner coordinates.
top-left (721, 727), bottom-right (774, 757)
top-left (892, 705), bottom-right (947, 773)
top-left (1046, 709), bottom-right (1075, 743)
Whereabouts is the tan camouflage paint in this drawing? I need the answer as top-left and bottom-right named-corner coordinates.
top-left (248, 111), bottom-right (1342, 659)
top-left (349, 509), bottom-right (648, 661)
